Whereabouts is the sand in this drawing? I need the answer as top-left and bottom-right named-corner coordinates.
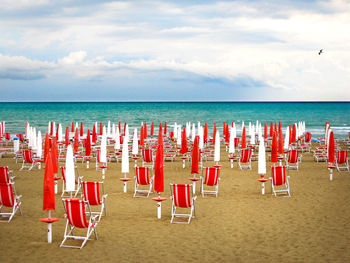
top-left (1, 143), bottom-right (350, 263)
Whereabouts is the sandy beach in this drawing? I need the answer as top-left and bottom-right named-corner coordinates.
top-left (1, 141), bottom-right (350, 263)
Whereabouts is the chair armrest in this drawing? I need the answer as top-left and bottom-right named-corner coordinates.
top-left (102, 194), bottom-right (108, 200)
top-left (16, 195), bottom-right (22, 200)
top-left (193, 196), bottom-right (197, 201)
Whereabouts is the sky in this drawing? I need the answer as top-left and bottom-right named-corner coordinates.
top-left (0, 0), bottom-right (349, 101)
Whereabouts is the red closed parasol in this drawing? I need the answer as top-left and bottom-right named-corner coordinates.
top-left (92, 125), bottom-right (97, 143)
top-left (191, 136), bottom-right (200, 174)
top-left (140, 125), bottom-right (144, 146)
top-left (204, 123), bottom-right (208, 143)
top-left (43, 150), bottom-right (55, 211)
top-left (271, 132), bottom-right (278, 162)
top-left (264, 123), bottom-right (268, 139)
top-left (269, 122), bottom-right (273, 137)
top-left (291, 124), bottom-right (296, 143)
top-left (180, 128), bottom-right (187, 154)
top-left (44, 132), bottom-right (50, 163)
top-left (241, 126), bottom-right (247, 149)
top-left (99, 122), bottom-right (103, 136)
top-left (213, 123), bottom-right (217, 145)
top-left (144, 123), bottom-right (147, 140)
top-left (80, 122), bottom-right (83, 137)
top-left (151, 122), bottom-right (154, 137)
top-left (74, 128), bottom-right (79, 153)
top-left (65, 126), bottom-right (70, 147)
top-left (71, 121), bottom-right (74, 132)
top-left (278, 128), bottom-right (284, 155)
top-left (85, 129), bottom-right (91, 156)
top-left (328, 130), bottom-right (335, 163)
top-left (164, 122), bottom-right (167, 135)
top-left (154, 144), bottom-right (164, 193)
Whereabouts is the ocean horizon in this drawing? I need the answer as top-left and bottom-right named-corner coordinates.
top-left (0, 101), bottom-right (349, 138)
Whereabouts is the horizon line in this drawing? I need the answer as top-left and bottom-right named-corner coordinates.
top-left (0, 100), bottom-right (349, 103)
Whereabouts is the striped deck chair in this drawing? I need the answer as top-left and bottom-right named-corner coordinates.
top-left (200, 167), bottom-right (220, 197)
top-left (20, 150), bottom-right (40, 171)
top-left (142, 149), bottom-right (154, 169)
top-left (285, 150), bottom-right (300, 170)
top-left (133, 167), bottom-right (153, 198)
top-left (82, 182), bottom-right (107, 222)
top-left (271, 166), bottom-right (290, 197)
top-left (336, 150), bottom-right (349, 172)
top-left (61, 167), bottom-right (82, 197)
top-left (0, 182), bottom-right (22, 222)
top-left (170, 184), bottom-right (197, 224)
top-left (0, 166), bottom-right (14, 183)
top-left (238, 149), bottom-right (252, 170)
top-left (60, 198), bottom-right (98, 249)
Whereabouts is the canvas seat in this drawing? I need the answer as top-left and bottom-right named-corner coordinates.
top-left (200, 167), bottom-right (220, 197)
top-left (82, 182), bottom-right (107, 222)
top-left (170, 184), bottom-right (197, 224)
top-left (142, 149), bottom-right (154, 169)
top-left (20, 150), bottom-right (40, 170)
top-left (133, 167), bottom-right (153, 198)
top-left (271, 166), bottom-right (290, 197)
top-left (336, 150), bottom-right (349, 172)
top-left (238, 149), bottom-right (252, 170)
top-left (60, 198), bottom-right (98, 249)
top-left (61, 166), bottom-right (83, 197)
top-left (0, 166), bottom-right (14, 183)
top-left (0, 182), bottom-right (22, 222)
top-left (285, 150), bottom-right (300, 170)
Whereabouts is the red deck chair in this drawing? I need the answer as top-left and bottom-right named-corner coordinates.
top-left (20, 150), bottom-right (40, 171)
top-left (142, 149), bottom-right (154, 169)
top-left (60, 198), bottom-right (98, 249)
top-left (133, 167), bottom-right (153, 198)
top-left (16, 134), bottom-right (25, 143)
top-left (82, 182), bottom-right (107, 222)
top-left (61, 167), bottom-right (82, 197)
top-left (95, 150), bottom-right (108, 171)
top-left (238, 149), bottom-right (252, 170)
top-left (0, 182), bottom-right (22, 222)
top-left (200, 167), bottom-right (220, 197)
top-left (336, 150), bottom-right (349, 172)
top-left (170, 184), bottom-right (197, 224)
top-left (285, 150), bottom-right (300, 170)
top-left (271, 166), bottom-right (290, 197)
top-left (0, 166), bottom-right (14, 183)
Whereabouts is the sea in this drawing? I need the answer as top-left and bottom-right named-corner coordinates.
top-left (0, 102), bottom-right (349, 138)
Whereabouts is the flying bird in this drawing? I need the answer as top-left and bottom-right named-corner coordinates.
top-left (318, 49), bottom-right (323, 55)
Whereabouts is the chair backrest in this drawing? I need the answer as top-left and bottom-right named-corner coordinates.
top-left (304, 132), bottom-right (312, 143)
top-left (271, 166), bottom-right (286, 186)
top-left (61, 166), bottom-right (78, 184)
top-left (64, 199), bottom-right (89, 228)
top-left (16, 134), bottom-right (25, 142)
top-left (0, 183), bottom-right (14, 207)
top-left (337, 151), bottom-right (348, 164)
top-left (142, 149), bottom-right (153, 163)
top-left (135, 167), bottom-right (150, 185)
top-left (234, 137), bottom-right (240, 147)
top-left (288, 150), bottom-right (299, 163)
top-left (82, 182), bottom-right (102, 206)
top-left (0, 167), bottom-right (10, 183)
top-left (23, 150), bottom-right (34, 163)
top-left (97, 150), bottom-right (101, 163)
top-left (240, 149), bottom-right (252, 162)
top-left (171, 184), bottom-right (192, 208)
top-left (204, 167), bottom-right (220, 186)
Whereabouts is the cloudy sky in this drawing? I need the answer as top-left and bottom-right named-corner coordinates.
top-left (0, 0), bottom-right (349, 101)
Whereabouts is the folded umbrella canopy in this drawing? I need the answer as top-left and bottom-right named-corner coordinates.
top-left (80, 122), bottom-right (84, 137)
top-left (151, 122), bottom-right (154, 137)
top-left (212, 123), bottom-right (217, 145)
top-left (327, 130), bottom-right (335, 163)
top-left (258, 140), bottom-right (266, 175)
top-left (291, 124), bottom-right (297, 143)
top-left (44, 132), bottom-right (50, 163)
top-left (92, 124), bottom-right (97, 143)
top-left (228, 126), bottom-right (235, 154)
top-left (85, 130), bottom-right (91, 156)
top-left (132, 128), bottom-right (138, 155)
top-left (214, 130), bottom-right (220, 163)
top-left (73, 128), bottom-right (79, 153)
top-left (204, 123), bottom-right (208, 143)
top-left (271, 132), bottom-right (278, 163)
top-left (180, 128), bottom-right (187, 155)
top-left (65, 145), bottom-right (75, 192)
top-left (278, 128), bottom-right (284, 155)
top-left (241, 126), bottom-right (247, 149)
top-left (65, 126), bottom-right (70, 147)
top-left (284, 125), bottom-right (290, 151)
top-left (114, 126), bottom-right (121, 150)
top-left (191, 136), bottom-right (200, 174)
top-left (164, 122), bottom-right (167, 135)
top-left (100, 127), bottom-right (107, 163)
top-left (270, 122), bottom-right (273, 137)
top-left (154, 143), bottom-right (164, 193)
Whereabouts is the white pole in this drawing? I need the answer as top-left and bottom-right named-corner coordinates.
top-left (192, 181), bottom-right (196, 195)
top-left (86, 160), bottom-right (89, 169)
top-left (47, 211), bottom-right (52, 244)
top-left (262, 182), bottom-right (265, 195)
top-left (123, 182), bottom-right (127, 193)
top-left (183, 159), bottom-right (185, 168)
top-left (330, 169), bottom-right (333, 181)
top-left (102, 168), bottom-right (105, 180)
top-left (54, 181), bottom-right (58, 194)
top-left (157, 202), bottom-right (161, 219)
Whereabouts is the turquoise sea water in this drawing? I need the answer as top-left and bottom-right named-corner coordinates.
top-left (0, 102), bottom-right (349, 138)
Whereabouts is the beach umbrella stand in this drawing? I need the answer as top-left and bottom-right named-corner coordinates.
top-left (40, 211), bottom-right (59, 243)
top-left (328, 165), bottom-right (336, 181)
top-left (120, 175), bottom-right (131, 193)
top-left (257, 175), bottom-right (269, 195)
top-left (152, 194), bottom-right (167, 219)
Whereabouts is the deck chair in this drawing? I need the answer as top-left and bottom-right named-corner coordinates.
top-left (271, 166), bottom-right (290, 197)
top-left (238, 149), bottom-right (252, 170)
top-left (60, 198), bottom-right (98, 249)
top-left (142, 149), bottom-right (154, 169)
top-left (0, 166), bottom-right (14, 183)
top-left (133, 167), bottom-right (153, 198)
top-left (200, 167), bottom-right (220, 197)
top-left (95, 150), bottom-right (108, 171)
top-left (170, 184), bottom-right (197, 224)
top-left (336, 150), bottom-right (349, 172)
top-left (20, 150), bottom-right (40, 171)
top-left (0, 182), bottom-right (22, 222)
top-left (82, 182), bottom-right (107, 222)
top-left (285, 150), bottom-right (300, 170)
top-left (61, 167), bottom-right (83, 197)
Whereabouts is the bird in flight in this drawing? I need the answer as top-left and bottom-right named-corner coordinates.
top-left (319, 49), bottom-right (323, 55)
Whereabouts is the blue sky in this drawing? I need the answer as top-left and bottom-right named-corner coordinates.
top-left (0, 0), bottom-right (349, 101)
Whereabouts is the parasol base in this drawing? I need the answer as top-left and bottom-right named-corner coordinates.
top-left (152, 197), bottom-right (167, 219)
